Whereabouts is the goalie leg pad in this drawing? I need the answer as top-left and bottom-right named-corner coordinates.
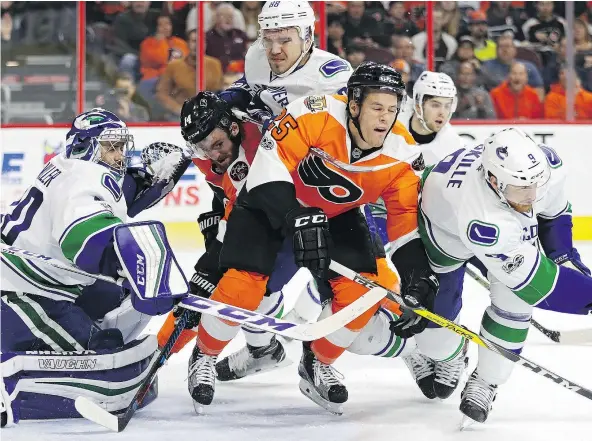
top-left (1, 335), bottom-right (158, 421)
top-left (114, 221), bottom-right (189, 315)
top-left (1, 292), bottom-right (99, 353)
top-left (99, 296), bottom-right (152, 343)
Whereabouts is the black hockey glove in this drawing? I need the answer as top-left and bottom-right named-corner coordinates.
top-left (172, 268), bottom-right (221, 329)
top-left (390, 272), bottom-right (439, 339)
top-left (286, 207), bottom-right (331, 280)
top-left (197, 210), bottom-right (223, 250)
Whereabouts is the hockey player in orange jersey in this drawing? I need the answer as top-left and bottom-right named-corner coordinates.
top-left (187, 62), bottom-right (439, 414)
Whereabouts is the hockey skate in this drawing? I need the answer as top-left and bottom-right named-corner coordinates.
top-left (298, 344), bottom-right (348, 415)
top-left (402, 349), bottom-right (437, 399)
top-left (433, 338), bottom-right (469, 399)
top-left (187, 345), bottom-right (217, 414)
top-left (216, 336), bottom-right (290, 381)
top-left (459, 369), bottom-right (498, 429)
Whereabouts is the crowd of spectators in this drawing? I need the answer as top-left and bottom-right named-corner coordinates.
top-left (325, 0), bottom-right (592, 120)
top-left (2, 1), bottom-right (591, 123)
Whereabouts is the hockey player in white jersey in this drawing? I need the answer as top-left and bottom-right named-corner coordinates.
top-left (219, 0), bottom-right (351, 127)
top-left (416, 128), bottom-right (592, 424)
top-left (399, 71), bottom-right (464, 165)
top-left (0, 109), bottom-right (190, 426)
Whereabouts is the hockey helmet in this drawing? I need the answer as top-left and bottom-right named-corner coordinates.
top-left (413, 71), bottom-right (457, 130)
top-left (181, 92), bottom-right (240, 161)
top-left (481, 128), bottom-right (551, 206)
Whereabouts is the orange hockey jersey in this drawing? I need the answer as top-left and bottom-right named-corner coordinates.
top-left (246, 94), bottom-right (419, 250)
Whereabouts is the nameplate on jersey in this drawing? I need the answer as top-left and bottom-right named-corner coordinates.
top-left (467, 220), bottom-right (499, 247)
top-left (320, 59), bottom-right (350, 78)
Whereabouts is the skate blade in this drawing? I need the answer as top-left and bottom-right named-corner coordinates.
top-left (221, 355), bottom-right (294, 381)
top-left (192, 401), bottom-right (207, 415)
top-left (252, 355), bottom-right (293, 376)
top-left (298, 379), bottom-right (343, 416)
top-left (459, 415), bottom-right (477, 431)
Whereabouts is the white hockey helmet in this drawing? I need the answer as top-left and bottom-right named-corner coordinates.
top-left (413, 71), bottom-right (457, 131)
top-left (482, 128), bottom-right (551, 206)
top-left (258, 0), bottom-right (316, 77)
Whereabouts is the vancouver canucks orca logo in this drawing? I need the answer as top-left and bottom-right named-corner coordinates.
top-left (496, 146), bottom-right (509, 160)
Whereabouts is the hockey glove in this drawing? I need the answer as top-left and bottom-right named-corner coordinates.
top-left (198, 210), bottom-right (223, 250)
top-left (172, 268), bottom-right (221, 329)
top-left (390, 272), bottom-right (439, 339)
top-left (550, 249), bottom-right (591, 276)
top-left (246, 91), bottom-right (273, 130)
top-left (286, 207), bottom-right (331, 280)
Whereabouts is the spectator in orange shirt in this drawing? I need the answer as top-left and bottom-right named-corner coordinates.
top-left (156, 29), bottom-right (223, 120)
top-left (139, 14), bottom-right (189, 81)
top-left (544, 66), bottom-right (592, 120)
top-left (490, 62), bottom-right (544, 120)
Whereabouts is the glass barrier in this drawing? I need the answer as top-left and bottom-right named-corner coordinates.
top-left (85, 1), bottom-right (201, 122)
top-left (1, 1), bottom-right (590, 126)
top-left (1, 1), bottom-right (79, 124)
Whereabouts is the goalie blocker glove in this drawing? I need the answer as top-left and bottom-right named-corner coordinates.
top-left (286, 207), bottom-right (331, 280)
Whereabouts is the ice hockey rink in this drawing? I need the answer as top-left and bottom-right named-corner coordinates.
top-left (6, 245), bottom-right (592, 441)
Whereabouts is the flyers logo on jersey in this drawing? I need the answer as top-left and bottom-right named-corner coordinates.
top-left (304, 95), bottom-right (327, 113)
top-left (298, 154), bottom-right (363, 204)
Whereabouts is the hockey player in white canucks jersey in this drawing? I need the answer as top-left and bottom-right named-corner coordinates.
top-left (399, 71), bottom-right (464, 166)
top-left (416, 128), bottom-right (592, 424)
top-left (0, 109), bottom-right (190, 426)
top-left (219, 0), bottom-right (351, 127)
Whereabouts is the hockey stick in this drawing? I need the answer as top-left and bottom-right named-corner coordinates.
top-left (330, 260), bottom-right (592, 402)
top-left (74, 309), bottom-right (191, 432)
top-left (464, 264), bottom-right (592, 345)
top-left (231, 109), bottom-right (416, 173)
top-left (1, 244), bottom-right (386, 341)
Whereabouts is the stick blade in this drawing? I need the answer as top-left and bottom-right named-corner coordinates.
top-left (75, 396), bottom-right (120, 432)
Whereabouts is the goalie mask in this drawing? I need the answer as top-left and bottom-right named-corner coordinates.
top-left (65, 108), bottom-right (135, 176)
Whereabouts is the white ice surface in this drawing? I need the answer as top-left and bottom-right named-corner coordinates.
top-left (5, 245), bottom-right (592, 441)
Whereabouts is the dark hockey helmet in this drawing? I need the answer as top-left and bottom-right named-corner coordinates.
top-left (346, 62), bottom-right (407, 144)
top-left (347, 61), bottom-right (406, 104)
top-left (180, 91), bottom-right (241, 160)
